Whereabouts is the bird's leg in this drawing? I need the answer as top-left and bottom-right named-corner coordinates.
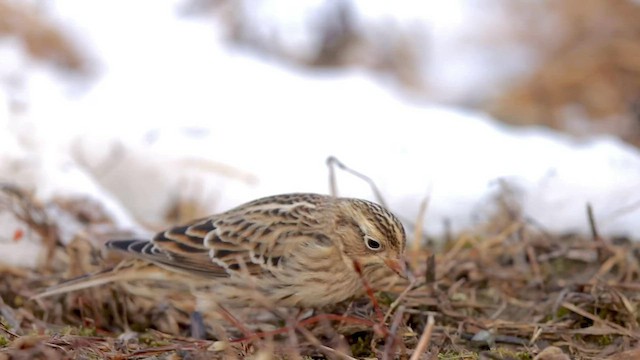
top-left (189, 311), bottom-right (207, 340)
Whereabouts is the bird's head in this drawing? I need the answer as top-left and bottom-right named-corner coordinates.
top-left (333, 198), bottom-right (407, 278)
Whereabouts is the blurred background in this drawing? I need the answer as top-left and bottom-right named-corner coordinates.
top-left (2, 0), bottom-right (640, 265)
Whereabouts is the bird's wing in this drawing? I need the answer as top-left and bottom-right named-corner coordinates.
top-left (107, 193), bottom-right (335, 278)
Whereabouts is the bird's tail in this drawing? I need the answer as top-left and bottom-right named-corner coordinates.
top-left (31, 260), bottom-right (161, 300)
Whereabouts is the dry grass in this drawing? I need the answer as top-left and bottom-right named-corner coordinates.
top-left (194, 0), bottom-right (640, 144)
top-left (490, 0), bottom-right (640, 145)
top-left (0, 0), bottom-right (89, 73)
top-left (0, 184), bottom-right (639, 359)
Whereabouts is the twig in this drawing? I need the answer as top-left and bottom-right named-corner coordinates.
top-left (587, 203), bottom-right (608, 261)
top-left (425, 253), bottom-right (436, 284)
top-left (326, 156), bottom-right (387, 207)
top-left (382, 305), bottom-right (405, 360)
top-left (443, 218), bottom-right (452, 246)
top-left (383, 277), bottom-right (417, 324)
top-left (216, 304), bottom-right (255, 340)
top-left (0, 322), bottom-right (19, 339)
top-left (0, 184), bottom-right (60, 271)
top-left (126, 345), bottom-right (184, 357)
top-left (286, 316), bottom-right (301, 358)
top-left (587, 203), bottom-right (600, 241)
top-left (525, 245), bottom-right (541, 284)
top-left (489, 299), bottom-right (507, 320)
top-left (561, 302), bottom-right (638, 338)
top-left (409, 314), bottom-right (435, 360)
top-left (231, 314), bottom-right (376, 343)
top-left (529, 326), bottom-right (543, 346)
top-left (410, 194), bottom-right (430, 265)
top-left (353, 260), bottom-right (384, 323)
top-left (296, 325), bottom-right (358, 360)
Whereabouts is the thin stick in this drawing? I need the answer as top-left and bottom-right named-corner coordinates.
top-left (285, 316), bottom-right (301, 358)
top-left (296, 324), bottom-right (358, 360)
top-left (230, 313), bottom-right (376, 343)
top-left (587, 203), bottom-right (601, 243)
top-left (216, 304), bottom-right (255, 339)
top-left (410, 194), bottom-right (430, 268)
top-left (587, 203), bottom-right (608, 261)
top-left (382, 306), bottom-right (405, 360)
top-left (443, 218), bottom-right (452, 247)
top-left (561, 302), bottom-right (636, 338)
top-left (353, 260), bottom-right (384, 323)
top-left (327, 156), bottom-right (339, 197)
top-left (409, 314), bottom-right (435, 360)
top-left (383, 277), bottom-right (417, 324)
top-left (119, 290), bottom-right (130, 332)
top-left (522, 219), bottom-right (541, 285)
top-left (425, 253), bottom-right (436, 284)
top-left (0, 321), bottom-right (18, 339)
top-left (326, 156), bottom-right (387, 207)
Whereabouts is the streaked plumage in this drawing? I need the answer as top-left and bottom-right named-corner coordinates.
top-left (36, 193), bottom-right (407, 308)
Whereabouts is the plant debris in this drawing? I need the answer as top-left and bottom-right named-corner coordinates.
top-left (0, 184), bottom-right (638, 359)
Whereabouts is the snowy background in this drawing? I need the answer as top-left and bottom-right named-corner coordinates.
top-left (1, 0), bottom-right (640, 268)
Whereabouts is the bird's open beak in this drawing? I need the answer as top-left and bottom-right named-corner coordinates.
top-left (384, 258), bottom-right (408, 279)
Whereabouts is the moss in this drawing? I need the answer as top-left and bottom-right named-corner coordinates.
top-left (77, 326), bottom-right (97, 337)
top-left (450, 292), bottom-right (468, 302)
top-left (437, 349), bottom-right (479, 359)
top-left (595, 334), bottom-right (614, 346)
top-left (514, 351), bottom-right (533, 360)
top-left (0, 335), bottom-right (9, 347)
top-left (0, 316), bottom-right (11, 330)
top-left (58, 325), bottom-right (97, 337)
top-left (376, 291), bottom-right (395, 306)
top-left (494, 348), bottom-right (533, 360)
top-left (348, 331), bottom-right (374, 358)
top-left (139, 332), bottom-right (171, 347)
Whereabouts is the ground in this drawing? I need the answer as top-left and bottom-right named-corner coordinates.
top-left (0, 185), bottom-right (639, 359)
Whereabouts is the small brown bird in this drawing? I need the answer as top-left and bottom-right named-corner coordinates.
top-left (36, 193), bottom-right (407, 308)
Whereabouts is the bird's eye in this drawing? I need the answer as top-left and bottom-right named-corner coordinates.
top-left (364, 236), bottom-right (382, 251)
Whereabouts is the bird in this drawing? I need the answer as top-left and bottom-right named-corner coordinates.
top-left (34, 193), bottom-right (408, 309)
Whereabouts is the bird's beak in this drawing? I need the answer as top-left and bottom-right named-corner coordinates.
top-left (384, 258), bottom-right (408, 279)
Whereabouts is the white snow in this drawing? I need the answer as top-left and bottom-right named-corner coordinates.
top-left (1, 0), bottom-right (639, 269)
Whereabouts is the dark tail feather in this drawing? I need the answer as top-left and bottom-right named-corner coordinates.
top-left (106, 239), bottom-right (150, 252)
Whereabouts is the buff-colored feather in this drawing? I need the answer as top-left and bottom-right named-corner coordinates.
top-left (34, 193), bottom-right (407, 308)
